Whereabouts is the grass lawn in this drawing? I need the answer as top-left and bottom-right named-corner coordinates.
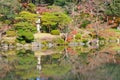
top-left (34, 33), bottom-right (60, 41)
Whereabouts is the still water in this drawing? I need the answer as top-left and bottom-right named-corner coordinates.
top-left (0, 43), bottom-right (120, 80)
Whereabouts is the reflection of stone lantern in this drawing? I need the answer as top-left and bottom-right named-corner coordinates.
top-left (37, 55), bottom-right (42, 71)
top-left (117, 24), bottom-right (120, 30)
top-left (36, 16), bottom-right (41, 33)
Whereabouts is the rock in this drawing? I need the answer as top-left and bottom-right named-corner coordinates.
top-left (8, 45), bottom-right (15, 49)
top-left (1, 44), bottom-right (8, 50)
top-left (32, 42), bottom-right (41, 47)
top-left (79, 42), bottom-right (85, 46)
top-left (69, 42), bottom-right (78, 46)
top-left (48, 43), bottom-right (54, 48)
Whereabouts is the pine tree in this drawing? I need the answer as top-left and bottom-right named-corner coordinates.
top-left (105, 0), bottom-right (120, 17)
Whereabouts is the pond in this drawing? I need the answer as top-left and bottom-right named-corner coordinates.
top-left (0, 43), bottom-right (120, 80)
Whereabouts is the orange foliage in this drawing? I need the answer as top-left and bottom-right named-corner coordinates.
top-left (66, 35), bottom-right (73, 42)
top-left (22, 3), bottom-right (28, 8)
top-left (36, 6), bottom-right (50, 14)
top-left (71, 29), bottom-right (78, 35)
top-left (67, 47), bottom-right (76, 55)
top-left (66, 29), bottom-right (78, 42)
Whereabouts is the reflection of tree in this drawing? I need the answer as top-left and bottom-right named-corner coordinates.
top-left (102, 63), bottom-right (120, 80)
top-left (87, 63), bottom-right (120, 80)
top-left (57, 45), bottom-right (120, 80)
top-left (14, 49), bottom-right (38, 79)
top-left (46, 47), bottom-right (89, 80)
top-left (41, 53), bottom-right (72, 77)
top-left (0, 53), bottom-right (18, 80)
top-left (0, 44), bottom-right (120, 80)
top-left (0, 49), bottom-right (41, 80)
top-left (42, 63), bottom-right (71, 77)
top-left (0, 56), bottom-right (11, 79)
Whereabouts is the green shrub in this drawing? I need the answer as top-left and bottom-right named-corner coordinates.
top-left (82, 39), bottom-right (88, 43)
top-left (41, 12), bottom-right (71, 32)
top-left (15, 11), bottom-right (37, 23)
top-left (75, 33), bottom-right (81, 40)
top-left (4, 20), bottom-right (11, 25)
top-left (53, 38), bottom-right (65, 44)
top-left (14, 22), bottom-right (36, 33)
top-left (6, 30), bottom-right (16, 37)
top-left (17, 31), bottom-right (34, 43)
top-left (51, 30), bottom-right (60, 35)
top-left (20, 40), bottom-right (26, 44)
top-left (81, 20), bottom-right (91, 28)
top-left (41, 41), bottom-right (48, 46)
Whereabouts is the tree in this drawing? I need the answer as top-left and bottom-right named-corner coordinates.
top-left (41, 12), bottom-right (71, 32)
top-left (105, 0), bottom-right (120, 17)
top-left (0, 0), bottom-right (21, 20)
top-left (15, 49), bottom-right (38, 79)
top-left (42, 54), bottom-right (72, 77)
top-left (14, 22), bottom-right (36, 43)
top-left (54, 0), bottom-right (66, 6)
top-left (15, 11), bottom-right (37, 23)
top-left (14, 11), bottom-right (37, 43)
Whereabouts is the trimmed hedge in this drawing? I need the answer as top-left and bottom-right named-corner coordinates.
top-left (51, 30), bottom-right (60, 35)
top-left (75, 33), bottom-right (81, 39)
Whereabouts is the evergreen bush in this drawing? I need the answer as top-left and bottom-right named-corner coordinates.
top-left (51, 30), bottom-right (60, 35)
top-left (75, 33), bottom-right (81, 40)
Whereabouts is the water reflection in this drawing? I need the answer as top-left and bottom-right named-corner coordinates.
top-left (0, 44), bottom-right (120, 80)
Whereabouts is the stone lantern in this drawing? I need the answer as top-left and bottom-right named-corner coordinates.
top-left (36, 16), bottom-right (41, 33)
